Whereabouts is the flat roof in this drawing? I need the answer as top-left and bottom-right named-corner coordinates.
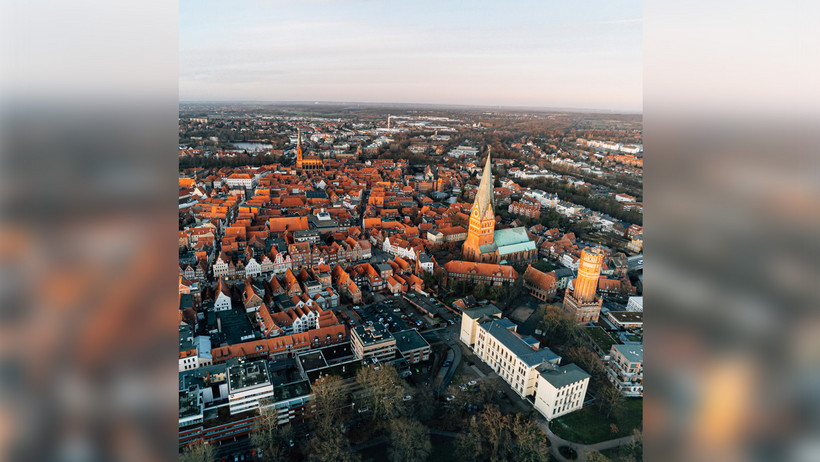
top-left (392, 329), bottom-right (430, 353)
top-left (297, 351), bottom-right (328, 372)
top-left (318, 343), bottom-right (353, 362)
top-left (179, 388), bottom-right (201, 419)
top-left (584, 326), bottom-right (617, 353)
top-left (462, 304), bottom-right (502, 319)
top-left (274, 380), bottom-right (311, 402)
top-left (228, 360), bottom-right (271, 392)
top-left (179, 324), bottom-right (194, 352)
top-left (353, 323), bottom-right (395, 346)
top-left (306, 359), bottom-right (363, 383)
top-left (608, 311), bottom-right (643, 324)
top-left (539, 363), bottom-right (590, 389)
top-left (612, 344), bottom-right (643, 363)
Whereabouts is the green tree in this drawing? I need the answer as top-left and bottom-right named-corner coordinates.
top-left (387, 418), bottom-right (432, 462)
top-left (180, 440), bottom-right (215, 462)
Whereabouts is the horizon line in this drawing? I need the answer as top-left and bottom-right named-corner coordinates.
top-left (177, 99), bottom-right (643, 115)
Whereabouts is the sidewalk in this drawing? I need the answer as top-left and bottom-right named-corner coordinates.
top-left (537, 418), bottom-right (635, 462)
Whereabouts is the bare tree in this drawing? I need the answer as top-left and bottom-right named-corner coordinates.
top-left (310, 374), bottom-right (348, 430)
top-left (180, 440), bottom-right (215, 462)
top-left (249, 403), bottom-right (293, 462)
top-left (307, 424), bottom-right (361, 462)
top-left (387, 418), bottom-right (432, 462)
top-left (355, 364), bottom-right (405, 421)
top-left (511, 414), bottom-right (550, 462)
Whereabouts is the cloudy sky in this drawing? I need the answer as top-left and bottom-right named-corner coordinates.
top-left (180, 0), bottom-right (642, 111)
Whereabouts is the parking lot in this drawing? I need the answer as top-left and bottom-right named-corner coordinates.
top-left (354, 297), bottom-right (416, 333)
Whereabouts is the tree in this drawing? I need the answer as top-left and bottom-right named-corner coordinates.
top-left (500, 276), bottom-right (524, 310)
top-left (180, 440), bottom-right (215, 462)
top-left (307, 424), bottom-right (361, 462)
top-left (511, 414), bottom-right (550, 462)
top-left (456, 405), bottom-right (513, 462)
top-left (585, 450), bottom-right (611, 462)
top-left (598, 380), bottom-right (625, 420)
top-left (410, 386), bottom-right (436, 422)
top-left (387, 418), bottom-right (432, 462)
top-left (535, 304), bottom-right (581, 350)
top-left (421, 270), bottom-right (436, 289)
top-left (355, 364), bottom-right (405, 422)
top-left (310, 374), bottom-right (348, 430)
top-left (250, 403), bottom-right (293, 462)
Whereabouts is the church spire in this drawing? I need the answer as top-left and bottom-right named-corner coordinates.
top-left (296, 128), bottom-right (303, 166)
top-left (473, 146), bottom-right (494, 218)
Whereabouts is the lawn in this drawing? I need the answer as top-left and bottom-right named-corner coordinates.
top-left (550, 398), bottom-right (642, 444)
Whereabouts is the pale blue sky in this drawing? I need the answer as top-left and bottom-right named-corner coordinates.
top-left (180, 0), bottom-right (642, 111)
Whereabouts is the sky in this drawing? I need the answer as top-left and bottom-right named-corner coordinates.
top-left (180, 0), bottom-right (642, 112)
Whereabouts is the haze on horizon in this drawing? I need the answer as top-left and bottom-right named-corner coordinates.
top-left (181, 1), bottom-right (642, 113)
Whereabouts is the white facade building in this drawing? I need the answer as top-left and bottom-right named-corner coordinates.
top-left (472, 318), bottom-right (561, 398)
top-left (533, 364), bottom-right (590, 420)
top-left (227, 361), bottom-right (274, 415)
top-left (626, 296), bottom-right (643, 312)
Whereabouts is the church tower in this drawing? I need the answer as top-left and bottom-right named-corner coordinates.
top-left (295, 128), bottom-right (304, 168)
top-left (462, 148), bottom-right (496, 261)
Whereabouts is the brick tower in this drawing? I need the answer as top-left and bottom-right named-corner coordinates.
top-left (562, 247), bottom-right (604, 323)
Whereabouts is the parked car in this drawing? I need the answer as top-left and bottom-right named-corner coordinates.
top-left (403, 395), bottom-right (413, 401)
top-left (468, 380), bottom-right (477, 386)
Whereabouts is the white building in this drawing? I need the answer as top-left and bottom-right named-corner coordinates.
top-left (245, 257), bottom-right (262, 277)
top-left (524, 190), bottom-right (559, 208)
top-left (382, 236), bottom-right (416, 261)
top-left (472, 318), bottom-right (561, 398)
top-left (533, 363), bottom-right (591, 420)
top-left (626, 296), bottom-right (643, 312)
top-left (459, 305), bottom-right (502, 347)
top-left (224, 173), bottom-right (257, 189)
top-left (212, 255), bottom-right (230, 278)
top-left (213, 282), bottom-right (232, 311)
top-left (227, 361), bottom-right (274, 415)
top-left (448, 145), bottom-right (479, 158)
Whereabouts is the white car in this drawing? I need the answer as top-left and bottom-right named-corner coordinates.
top-left (468, 380), bottom-right (477, 386)
top-left (403, 395), bottom-right (413, 401)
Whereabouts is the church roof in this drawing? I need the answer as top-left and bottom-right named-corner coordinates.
top-left (472, 149), bottom-right (494, 218)
top-left (493, 227), bottom-right (532, 247)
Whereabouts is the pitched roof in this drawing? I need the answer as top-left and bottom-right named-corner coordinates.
top-left (472, 150), bottom-right (494, 218)
top-left (523, 265), bottom-right (558, 290)
top-left (478, 318), bottom-right (560, 367)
